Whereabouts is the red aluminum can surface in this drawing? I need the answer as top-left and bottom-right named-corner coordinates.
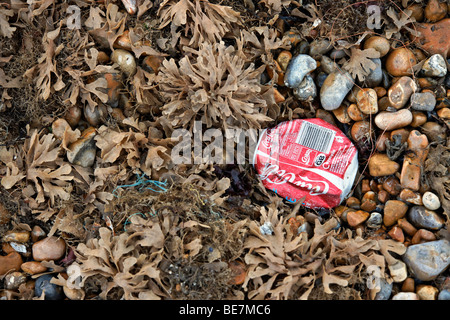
top-left (253, 118), bottom-right (358, 209)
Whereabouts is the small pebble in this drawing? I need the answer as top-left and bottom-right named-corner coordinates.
top-left (276, 50), bottom-right (292, 72)
top-left (3, 231), bottom-right (30, 243)
top-left (66, 127), bottom-right (97, 168)
top-left (389, 260), bottom-right (408, 283)
top-left (347, 103), bottom-right (365, 121)
top-left (392, 292), bottom-right (420, 300)
top-left (0, 252), bottom-right (23, 276)
top-left (356, 88), bottom-right (378, 115)
top-left (363, 58), bottom-right (383, 87)
top-left (346, 210), bottom-right (369, 227)
top-left (421, 54), bottom-right (447, 77)
top-left (403, 240), bottom-right (450, 281)
top-left (399, 188), bottom-right (423, 205)
top-left (364, 36), bottom-right (390, 57)
top-left (332, 105), bottom-right (351, 124)
top-left (416, 284), bottom-right (439, 300)
top-left (351, 120), bottom-right (373, 141)
top-left (438, 290), bottom-right (450, 300)
top-left (422, 191), bottom-right (441, 210)
top-left (366, 212), bottom-right (383, 229)
top-left (111, 49), bottom-right (137, 77)
top-left (320, 55), bottom-right (338, 74)
top-left (387, 76), bottom-right (417, 110)
top-left (388, 226), bottom-right (404, 243)
top-left (320, 70), bottom-right (354, 111)
top-left (65, 106), bottom-right (82, 128)
top-left (411, 228), bottom-right (436, 244)
top-left (4, 272), bottom-right (27, 290)
top-left (385, 48), bottom-right (417, 77)
top-left (383, 200), bottom-right (408, 227)
top-left (308, 38), bottom-right (332, 59)
top-left (84, 103), bottom-right (107, 127)
top-left (35, 274), bottom-right (65, 300)
top-left (284, 54), bottom-right (317, 88)
top-left (32, 236), bottom-right (66, 262)
top-left (293, 74), bottom-right (317, 101)
top-left (437, 107), bottom-right (450, 119)
top-left (397, 218), bottom-right (418, 237)
top-left (374, 109), bottom-right (413, 131)
top-left (408, 206), bottom-right (445, 231)
top-left (368, 153), bottom-right (400, 177)
top-left (63, 285), bottom-right (85, 300)
top-left (424, 0), bottom-right (447, 22)
top-left (410, 92), bottom-right (436, 111)
top-left (21, 261), bottom-right (48, 275)
top-left (374, 278), bottom-right (393, 300)
top-left (401, 277), bottom-right (415, 292)
top-left (410, 111), bottom-right (427, 127)
top-left (31, 226), bottom-right (46, 243)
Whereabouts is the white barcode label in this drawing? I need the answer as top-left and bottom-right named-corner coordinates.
top-left (296, 121), bottom-right (335, 154)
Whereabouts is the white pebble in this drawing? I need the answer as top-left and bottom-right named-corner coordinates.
top-left (422, 191), bottom-right (441, 211)
top-left (392, 292), bottom-right (420, 300)
top-left (260, 222), bottom-right (274, 235)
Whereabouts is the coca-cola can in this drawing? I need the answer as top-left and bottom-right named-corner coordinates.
top-left (253, 118), bottom-right (358, 209)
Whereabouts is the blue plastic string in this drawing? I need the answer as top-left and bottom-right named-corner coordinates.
top-left (112, 172), bottom-right (168, 197)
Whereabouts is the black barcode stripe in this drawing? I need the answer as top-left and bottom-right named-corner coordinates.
top-left (296, 122), bottom-right (335, 153)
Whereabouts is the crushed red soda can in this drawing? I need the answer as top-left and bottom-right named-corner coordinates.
top-left (253, 118), bottom-right (358, 209)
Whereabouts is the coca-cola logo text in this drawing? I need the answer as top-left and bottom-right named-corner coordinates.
top-left (258, 164), bottom-right (329, 196)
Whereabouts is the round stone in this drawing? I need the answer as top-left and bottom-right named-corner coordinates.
top-left (368, 153), bottom-right (400, 177)
top-left (438, 290), bottom-right (450, 300)
top-left (32, 236), bottom-right (66, 262)
top-left (320, 70), bottom-right (354, 111)
top-left (410, 92), bottom-right (436, 111)
top-left (421, 54), bottom-right (448, 77)
top-left (422, 191), bottom-right (441, 210)
top-left (111, 49), bottom-right (137, 77)
top-left (383, 200), bottom-right (408, 227)
top-left (392, 292), bottom-right (420, 300)
top-left (408, 206), bottom-right (445, 230)
top-left (284, 54), bottom-right (317, 88)
top-left (374, 109), bottom-right (413, 131)
top-left (363, 58), bottom-right (383, 87)
top-left (356, 88), bottom-right (378, 115)
top-left (366, 212), bottom-right (383, 229)
top-left (387, 76), bottom-right (417, 109)
top-left (21, 261), bottom-right (48, 275)
top-left (403, 240), bottom-right (450, 281)
top-left (385, 48), bottom-right (417, 77)
top-left (0, 252), bottom-right (23, 276)
top-left (364, 36), bottom-right (390, 57)
top-left (35, 274), bottom-right (65, 300)
top-left (424, 0), bottom-right (448, 22)
top-left (293, 74), bottom-right (317, 101)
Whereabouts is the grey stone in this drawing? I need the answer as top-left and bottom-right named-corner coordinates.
top-left (422, 191), bottom-right (441, 211)
top-left (410, 92), bottom-right (436, 112)
top-left (403, 240), bottom-right (450, 281)
top-left (366, 212), bottom-right (382, 229)
top-left (363, 58), bottom-right (383, 87)
top-left (308, 38), bottom-right (332, 59)
top-left (374, 278), bottom-right (393, 300)
top-left (320, 70), bottom-right (354, 111)
top-left (320, 55), bottom-right (338, 74)
top-left (293, 74), bottom-right (317, 101)
top-left (438, 289), bottom-right (450, 300)
top-left (421, 54), bottom-right (447, 77)
top-left (284, 54), bottom-right (317, 88)
top-left (35, 274), bottom-right (65, 300)
top-left (408, 206), bottom-right (445, 231)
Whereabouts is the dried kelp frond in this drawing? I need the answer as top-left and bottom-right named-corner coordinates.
top-left (73, 183), bottom-right (249, 300)
top-left (158, 41), bottom-right (274, 131)
top-left (258, 0), bottom-right (291, 15)
top-left (243, 203), bottom-right (408, 300)
top-left (1, 128), bottom-right (73, 212)
top-left (342, 47), bottom-right (380, 82)
top-left (157, 0), bottom-right (243, 49)
top-left (72, 225), bottom-right (167, 300)
top-left (236, 26), bottom-right (291, 64)
top-left (23, 25), bottom-right (65, 101)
